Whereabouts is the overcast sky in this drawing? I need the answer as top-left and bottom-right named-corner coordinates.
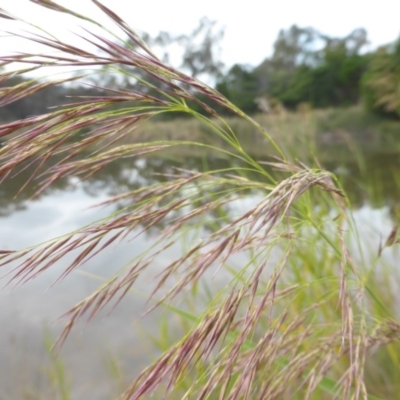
top-left (1, 0), bottom-right (399, 69)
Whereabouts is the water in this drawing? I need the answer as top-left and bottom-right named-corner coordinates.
top-left (0, 147), bottom-right (399, 399)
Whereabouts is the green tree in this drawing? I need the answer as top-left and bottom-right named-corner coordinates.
top-left (304, 47), bottom-right (368, 107)
top-left (255, 25), bottom-right (319, 99)
top-left (258, 27), bottom-right (369, 109)
top-left (362, 38), bottom-right (400, 118)
top-left (216, 64), bottom-right (259, 114)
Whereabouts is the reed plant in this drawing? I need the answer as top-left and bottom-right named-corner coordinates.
top-left (0, 2), bottom-right (400, 399)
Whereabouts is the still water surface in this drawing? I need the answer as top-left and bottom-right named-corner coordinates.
top-left (1, 148), bottom-right (399, 399)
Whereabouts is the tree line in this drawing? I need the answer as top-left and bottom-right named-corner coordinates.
top-left (216, 25), bottom-right (400, 119)
top-left (1, 21), bottom-right (399, 121)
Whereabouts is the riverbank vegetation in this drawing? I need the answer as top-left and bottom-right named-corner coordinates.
top-left (0, 2), bottom-right (400, 399)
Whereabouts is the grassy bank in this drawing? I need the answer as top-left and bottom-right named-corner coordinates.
top-left (121, 106), bottom-right (400, 161)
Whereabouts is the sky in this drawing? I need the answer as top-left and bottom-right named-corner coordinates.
top-left (0, 0), bottom-right (399, 70)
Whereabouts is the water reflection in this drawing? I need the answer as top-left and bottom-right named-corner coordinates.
top-left (321, 149), bottom-right (400, 222)
top-left (2, 147), bottom-right (400, 218)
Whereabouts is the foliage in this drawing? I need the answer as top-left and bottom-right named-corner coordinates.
top-left (257, 27), bottom-right (369, 109)
top-left (0, 2), bottom-right (400, 400)
top-left (216, 64), bottom-right (260, 114)
top-left (362, 38), bottom-right (400, 118)
top-left (199, 25), bottom-right (373, 114)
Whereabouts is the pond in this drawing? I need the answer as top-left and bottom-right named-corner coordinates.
top-left (0, 145), bottom-right (399, 399)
